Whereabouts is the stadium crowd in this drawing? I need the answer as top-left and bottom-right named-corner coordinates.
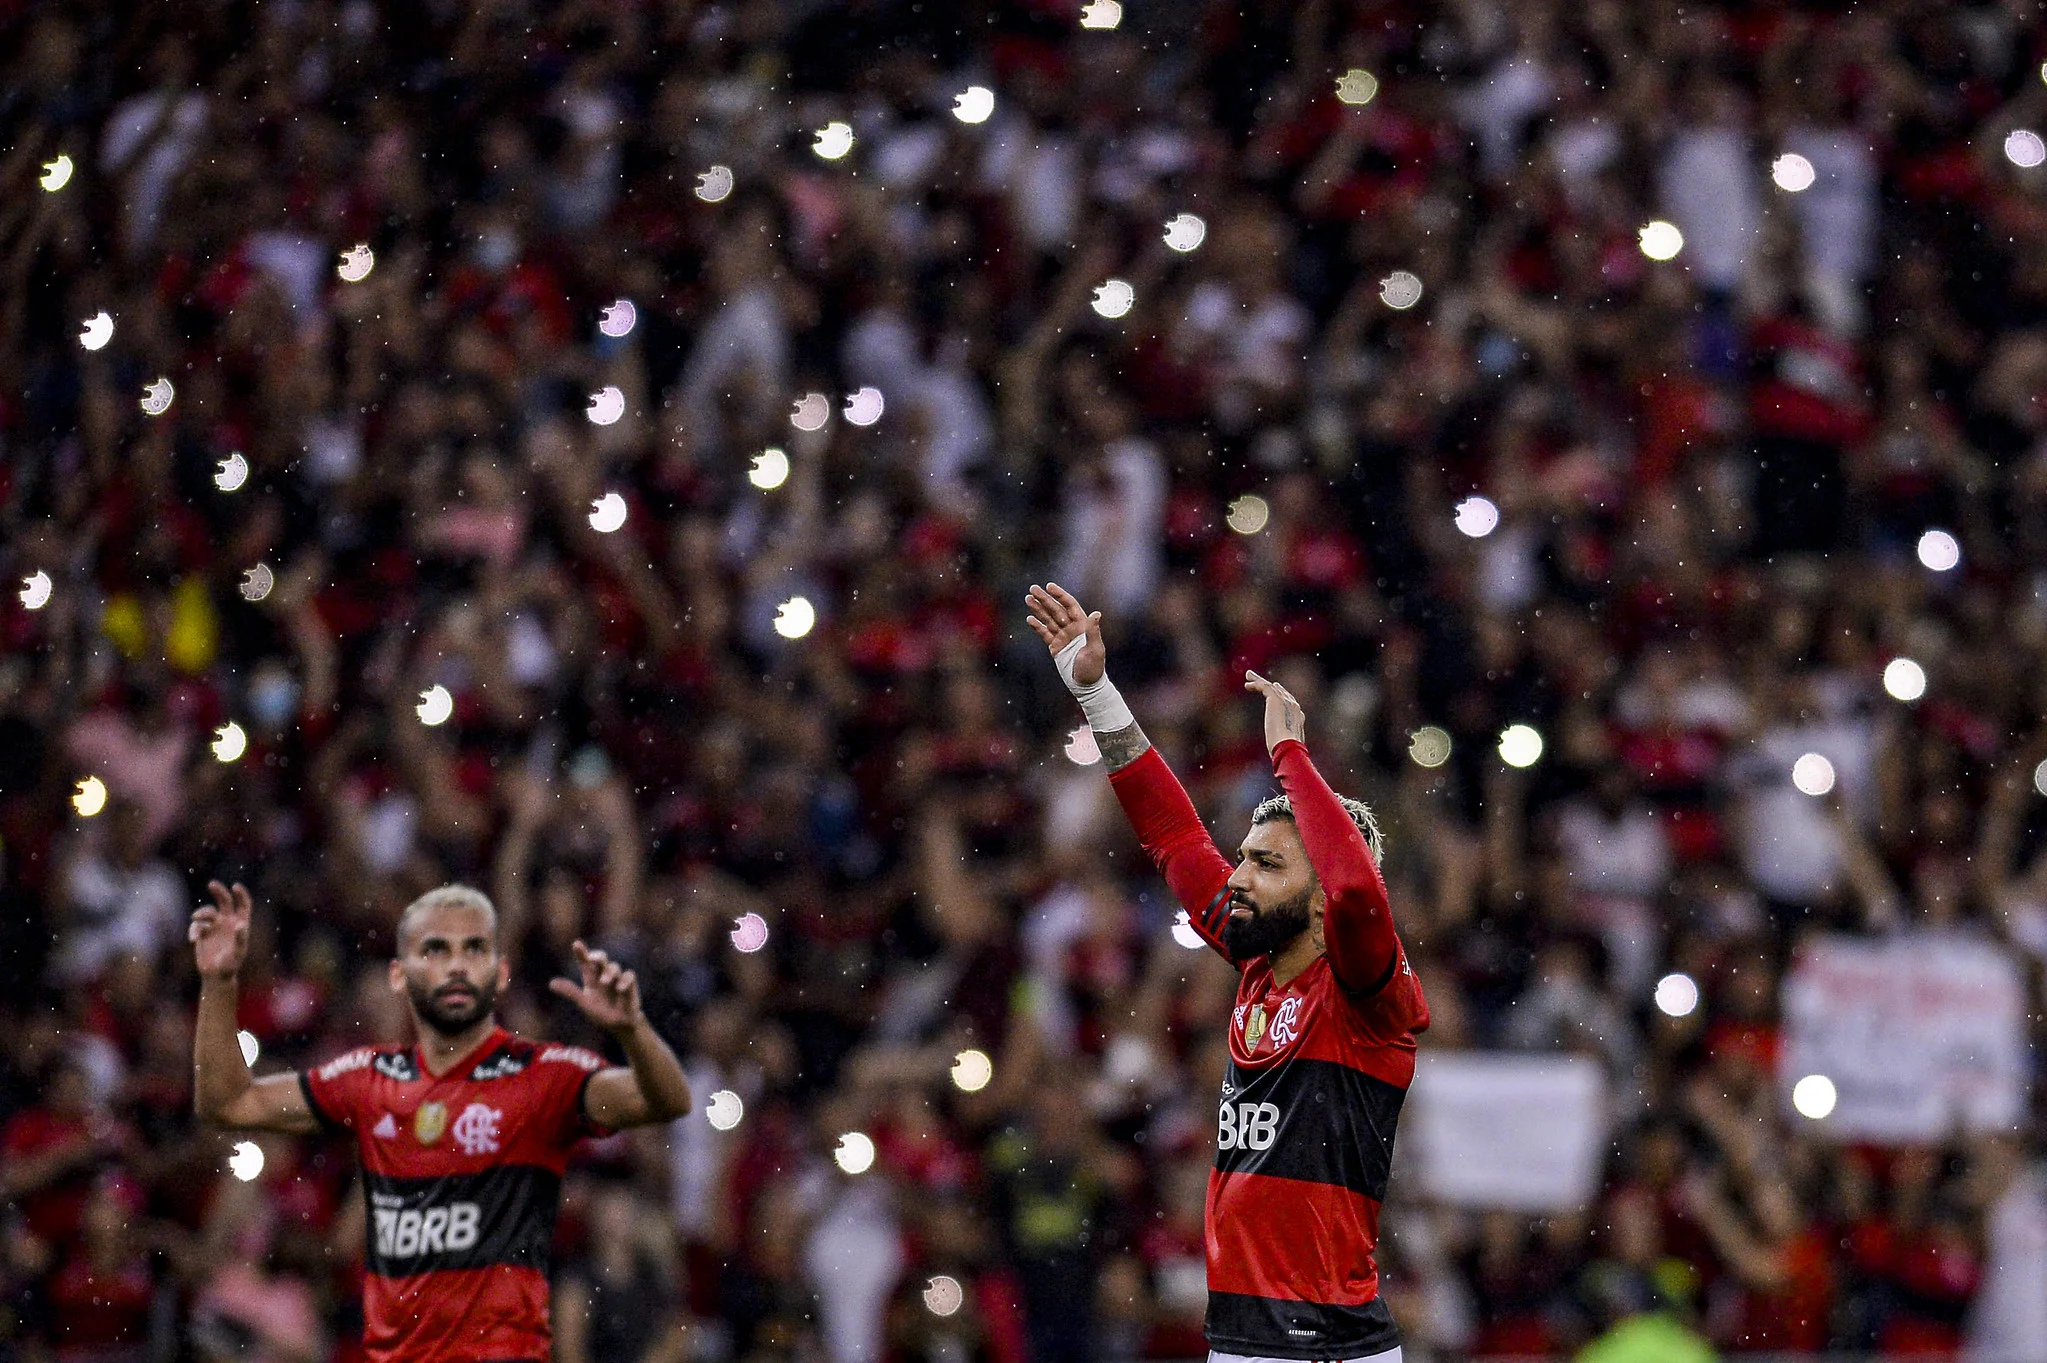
top-left (6, 0), bottom-right (2047, 1359)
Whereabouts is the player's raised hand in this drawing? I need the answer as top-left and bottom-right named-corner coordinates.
top-left (188, 881), bottom-right (253, 981)
top-left (549, 940), bottom-right (643, 1036)
top-left (1025, 582), bottom-right (1105, 686)
top-left (1245, 671), bottom-right (1307, 755)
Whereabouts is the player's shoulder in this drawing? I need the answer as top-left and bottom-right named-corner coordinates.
top-left (474, 1033), bottom-right (608, 1078)
top-left (310, 1044), bottom-right (419, 1085)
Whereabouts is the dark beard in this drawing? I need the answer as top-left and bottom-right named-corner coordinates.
top-left (408, 977), bottom-right (498, 1037)
top-left (1220, 885), bottom-right (1314, 960)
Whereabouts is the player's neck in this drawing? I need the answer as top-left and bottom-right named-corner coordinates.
top-left (414, 1015), bottom-right (500, 1076)
top-left (1271, 931), bottom-right (1322, 989)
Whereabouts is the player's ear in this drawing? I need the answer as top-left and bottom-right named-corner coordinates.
top-left (387, 958), bottom-right (405, 994)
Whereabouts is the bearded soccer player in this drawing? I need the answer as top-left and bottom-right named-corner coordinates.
top-left (187, 882), bottom-right (691, 1363)
top-left (1027, 582), bottom-right (1428, 1363)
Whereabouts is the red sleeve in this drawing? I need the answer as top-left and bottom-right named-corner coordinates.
top-left (1107, 747), bottom-right (1238, 963)
top-left (300, 1049), bottom-right (373, 1135)
top-left (1271, 739), bottom-right (1400, 996)
top-left (533, 1045), bottom-right (613, 1147)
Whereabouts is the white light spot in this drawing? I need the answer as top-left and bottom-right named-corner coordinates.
top-left (1163, 213), bottom-right (1206, 253)
top-left (1638, 220), bottom-right (1684, 261)
top-left (79, 312), bottom-right (113, 351)
top-left (951, 1049), bottom-right (993, 1093)
top-left (705, 1090), bottom-right (744, 1130)
top-left (2006, 129), bottom-right (2047, 169)
top-left (952, 86), bottom-right (996, 124)
top-left (1498, 724), bottom-right (1544, 768)
top-left (1917, 528), bottom-right (1960, 572)
top-left (695, 165), bottom-right (735, 202)
top-left (73, 776), bottom-right (107, 817)
top-left (833, 1131), bottom-right (876, 1174)
top-left (586, 386), bottom-right (626, 426)
top-left (588, 492), bottom-right (628, 533)
top-left (336, 244), bottom-right (375, 282)
top-left (597, 299), bottom-right (637, 337)
top-left (1078, 0), bottom-right (1121, 29)
top-left (140, 378), bottom-right (174, 416)
top-left (1791, 1073), bottom-right (1838, 1120)
top-left (237, 1030), bottom-right (261, 1067)
top-left (812, 122), bottom-right (856, 161)
top-left (773, 596), bottom-right (817, 639)
top-left (19, 571), bottom-right (52, 610)
top-left (1335, 69), bottom-right (1379, 106)
top-left (1064, 725), bottom-right (1101, 766)
top-left (1791, 752), bottom-right (1835, 797)
top-left (214, 451), bottom-right (249, 492)
top-left (1408, 726), bottom-right (1452, 769)
top-left (844, 387), bottom-right (885, 426)
top-left (1654, 972), bottom-right (1699, 1018)
top-left (749, 448), bottom-right (790, 489)
top-left (1379, 270), bottom-right (1424, 309)
top-left (923, 1275), bottom-right (965, 1317)
top-left (1882, 657), bottom-right (1926, 702)
top-left (239, 563), bottom-right (275, 603)
top-left (416, 684), bottom-right (454, 727)
top-left (1771, 153), bottom-right (1816, 192)
top-left (730, 912), bottom-right (769, 953)
top-left (40, 154), bottom-right (74, 192)
top-left (1226, 495), bottom-right (1270, 535)
top-left (1453, 495), bottom-right (1499, 537)
top-left (1091, 278), bottom-right (1135, 319)
top-left (1171, 911), bottom-right (1205, 950)
top-left (212, 722), bottom-right (247, 764)
top-left (790, 393), bottom-right (830, 431)
top-left (228, 1141), bottom-right (265, 1182)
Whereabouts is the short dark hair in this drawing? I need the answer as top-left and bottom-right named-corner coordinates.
top-left (1250, 793), bottom-right (1384, 863)
top-left (395, 885), bottom-right (499, 952)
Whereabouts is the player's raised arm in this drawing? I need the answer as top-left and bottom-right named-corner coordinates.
top-left (551, 941), bottom-right (692, 1127)
top-left (189, 882), bottom-right (320, 1135)
top-left (1026, 583), bottom-right (1238, 956)
top-left (1245, 672), bottom-right (1401, 994)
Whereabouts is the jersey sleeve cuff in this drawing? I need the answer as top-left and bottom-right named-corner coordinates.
top-left (298, 1073), bottom-right (345, 1135)
top-left (575, 1068), bottom-right (616, 1139)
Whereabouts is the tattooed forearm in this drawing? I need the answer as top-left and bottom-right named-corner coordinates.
top-left (1096, 721), bottom-right (1153, 772)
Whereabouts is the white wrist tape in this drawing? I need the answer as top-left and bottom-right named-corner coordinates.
top-left (1055, 635), bottom-right (1135, 734)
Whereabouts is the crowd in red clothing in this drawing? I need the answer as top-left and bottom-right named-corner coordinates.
top-left (5, 1), bottom-right (2047, 1360)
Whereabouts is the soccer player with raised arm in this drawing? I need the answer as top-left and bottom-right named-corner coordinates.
top-left (1026, 582), bottom-right (1429, 1363)
top-left (187, 882), bottom-right (691, 1363)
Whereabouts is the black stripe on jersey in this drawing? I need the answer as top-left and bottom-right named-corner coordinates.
top-left (1200, 884), bottom-right (1232, 937)
top-left (1207, 1290), bottom-right (1400, 1360)
top-left (362, 1165), bottom-right (560, 1278)
top-left (1215, 1058), bottom-right (1406, 1202)
top-left (299, 1073), bottom-right (344, 1136)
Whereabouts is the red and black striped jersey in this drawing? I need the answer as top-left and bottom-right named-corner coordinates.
top-left (1111, 739), bottom-right (1429, 1361)
top-left (299, 1027), bottom-right (611, 1363)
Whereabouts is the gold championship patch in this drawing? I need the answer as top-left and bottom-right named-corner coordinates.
top-left (414, 1101), bottom-right (448, 1145)
top-left (1245, 1004), bottom-right (1267, 1049)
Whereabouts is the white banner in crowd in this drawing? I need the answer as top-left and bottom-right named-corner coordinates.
top-left (1782, 934), bottom-right (2027, 1143)
top-left (1403, 1053), bottom-right (1609, 1211)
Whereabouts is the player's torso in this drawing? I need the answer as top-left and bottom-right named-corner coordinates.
top-left (310, 1032), bottom-right (607, 1363)
top-left (339, 1039), bottom-right (588, 1275)
top-left (1201, 955), bottom-right (1424, 1355)
top-left (1215, 957), bottom-right (1416, 1198)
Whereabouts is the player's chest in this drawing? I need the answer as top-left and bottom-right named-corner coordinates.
top-left (362, 1065), bottom-right (540, 1162)
top-left (1230, 978), bottom-right (1321, 1064)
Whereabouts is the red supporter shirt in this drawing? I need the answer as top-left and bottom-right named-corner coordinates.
top-left (299, 1028), bottom-right (610, 1363)
top-left (1109, 740), bottom-right (1428, 1360)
